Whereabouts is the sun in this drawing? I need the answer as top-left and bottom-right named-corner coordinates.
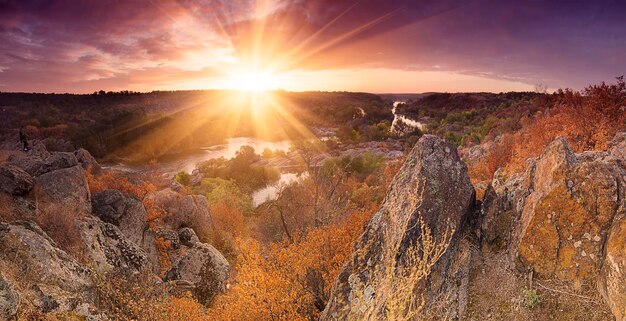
top-left (227, 70), bottom-right (280, 92)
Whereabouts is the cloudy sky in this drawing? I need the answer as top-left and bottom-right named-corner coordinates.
top-left (0, 0), bottom-right (624, 93)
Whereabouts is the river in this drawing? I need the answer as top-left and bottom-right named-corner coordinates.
top-left (151, 137), bottom-right (291, 175)
top-left (391, 101), bottom-right (425, 133)
top-left (107, 137), bottom-right (299, 206)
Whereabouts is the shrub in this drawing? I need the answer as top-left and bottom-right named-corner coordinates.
top-left (95, 272), bottom-right (209, 320)
top-left (174, 171), bottom-right (191, 186)
top-left (523, 288), bottom-right (541, 309)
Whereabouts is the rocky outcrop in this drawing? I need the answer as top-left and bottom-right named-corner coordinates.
top-left (321, 135), bottom-right (475, 320)
top-left (483, 137), bottom-right (625, 280)
top-left (0, 163), bottom-right (34, 196)
top-left (179, 227), bottom-right (200, 246)
top-left (0, 221), bottom-right (93, 293)
top-left (78, 217), bottom-right (151, 274)
top-left (9, 151), bottom-right (79, 177)
top-left (34, 165), bottom-right (91, 216)
top-left (164, 232), bottom-right (230, 305)
top-left (91, 189), bottom-right (148, 245)
top-left (74, 148), bottom-right (100, 170)
top-left (145, 188), bottom-right (213, 236)
top-left (480, 168), bottom-right (531, 250)
top-left (189, 169), bottom-right (204, 186)
top-left (481, 134), bottom-right (626, 319)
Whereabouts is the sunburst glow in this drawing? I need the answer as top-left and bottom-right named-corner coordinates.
top-left (226, 70), bottom-right (281, 92)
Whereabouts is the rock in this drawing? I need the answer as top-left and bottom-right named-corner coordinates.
top-left (9, 151), bottom-right (78, 177)
top-left (321, 135), bottom-right (475, 320)
top-left (0, 163), bottom-right (34, 195)
top-left (77, 217), bottom-right (151, 274)
top-left (599, 212), bottom-right (626, 320)
top-left (0, 221), bottom-right (93, 293)
top-left (179, 227), bottom-right (200, 247)
top-left (511, 138), bottom-right (625, 281)
top-left (34, 165), bottom-right (91, 216)
top-left (74, 148), bottom-right (99, 170)
top-left (145, 188), bottom-right (213, 238)
top-left (0, 273), bottom-right (20, 320)
top-left (164, 242), bottom-right (230, 304)
top-left (170, 181), bottom-right (186, 193)
top-left (30, 283), bottom-right (83, 314)
top-left (91, 189), bottom-right (148, 245)
top-left (189, 170), bottom-right (204, 186)
top-left (481, 133), bottom-right (626, 321)
top-left (481, 168), bottom-right (532, 250)
top-left (141, 228), bottom-right (180, 274)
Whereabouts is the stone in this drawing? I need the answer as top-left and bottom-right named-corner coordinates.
top-left (34, 165), bottom-right (91, 216)
top-left (0, 221), bottom-right (93, 293)
top-left (321, 135), bottom-right (475, 320)
top-left (179, 227), bottom-right (200, 247)
top-left (512, 138), bottom-right (625, 281)
top-left (189, 170), bottom-right (204, 186)
top-left (91, 189), bottom-right (148, 245)
top-left (77, 217), bottom-right (152, 274)
top-left (74, 148), bottom-right (100, 170)
top-left (9, 151), bottom-right (78, 177)
top-left (145, 188), bottom-right (213, 237)
top-left (0, 163), bottom-right (34, 195)
top-left (480, 133), bottom-right (626, 321)
top-left (164, 242), bottom-right (230, 304)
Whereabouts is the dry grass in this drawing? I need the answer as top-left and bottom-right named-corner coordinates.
top-left (464, 252), bottom-right (612, 321)
top-left (349, 216), bottom-right (455, 321)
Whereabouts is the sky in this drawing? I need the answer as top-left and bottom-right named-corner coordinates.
top-left (0, 0), bottom-right (624, 93)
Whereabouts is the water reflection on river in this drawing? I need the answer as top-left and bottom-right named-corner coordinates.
top-left (391, 101), bottom-right (425, 132)
top-left (108, 137), bottom-right (299, 205)
top-left (252, 172), bottom-right (308, 207)
top-left (156, 137), bottom-right (291, 175)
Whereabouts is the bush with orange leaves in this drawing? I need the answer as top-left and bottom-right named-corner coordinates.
top-left (86, 169), bottom-right (156, 200)
top-left (469, 77), bottom-right (626, 184)
top-left (209, 207), bottom-right (374, 321)
top-left (95, 272), bottom-right (209, 321)
top-left (507, 77), bottom-right (626, 171)
top-left (210, 200), bottom-right (246, 258)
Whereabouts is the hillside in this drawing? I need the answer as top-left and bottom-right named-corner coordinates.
top-left (0, 78), bottom-right (625, 320)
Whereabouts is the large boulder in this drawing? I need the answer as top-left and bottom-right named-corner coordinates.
top-left (77, 217), bottom-right (152, 274)
top-left (0, 163), bottom-right (34, 196)
top-left (481, 134), bottom-right (626, 320)
top-left (9, 151), bottom-right (78, 177)
top-left (145, 188), bottom-right (213, 238)
top-left (74, 148), bottom-right (100, 170)
top-left (0, 221), bottom-right (93, 293)
top-left (321, 135), bottom-right (475, 320)
top-left (503, 138), bottom-right (624, 281)
top-left (480, 167), bottom-right (532, 250)
top-left (91, 189), bottom-right (148, 245)
top-left (164, 239), bottom-right (230, 305)
top-left (34, 165), bottom-right (91, 216)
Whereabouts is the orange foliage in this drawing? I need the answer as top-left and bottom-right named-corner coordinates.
top-left (86, 169), bottom-right (155, 199)
top-left (154, 235), bottom-right (173, 276)
top-left (95, 273), bottom-right (209, 320)
top-left (210, 200), bottom-right (246, 257)
top-left (469, 77), bottom-right (626, 183)
top-left (209, 207), bottom-right (374, 320)
top-left (507, 77), bottom-right (626, 171)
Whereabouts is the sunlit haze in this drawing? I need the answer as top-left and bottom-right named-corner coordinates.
top-left (1, 0), bottom-right (624, 93)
